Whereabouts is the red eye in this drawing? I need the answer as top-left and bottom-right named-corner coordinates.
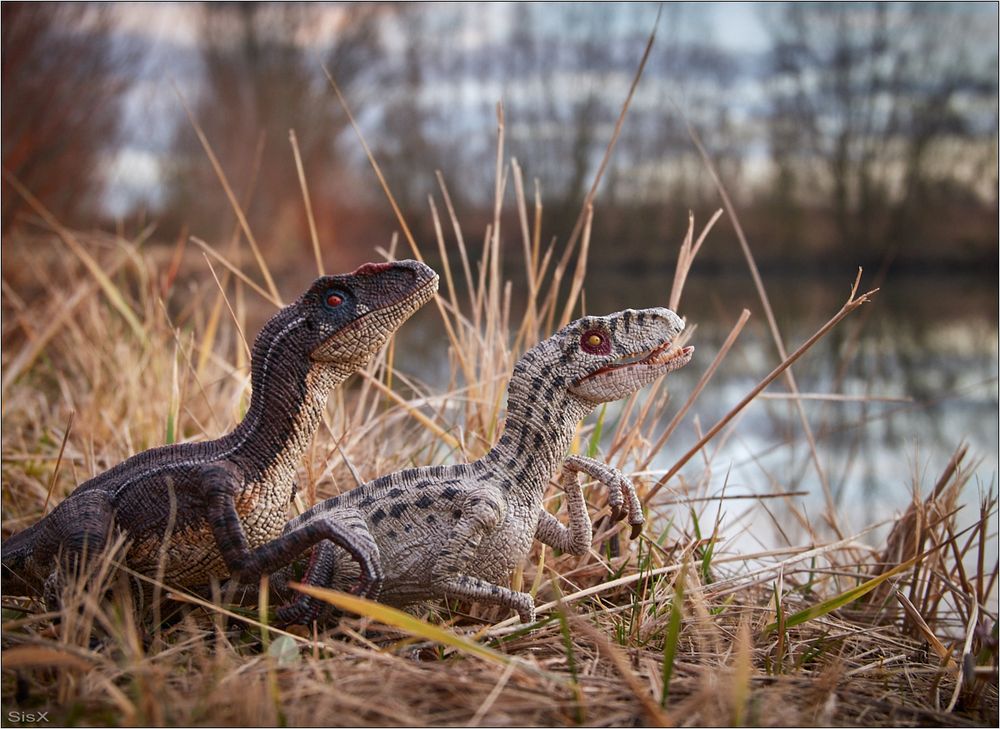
top-left (580, 329), bottom-right (610, 354)
top-left (326, 293), bottom-right (343, 308)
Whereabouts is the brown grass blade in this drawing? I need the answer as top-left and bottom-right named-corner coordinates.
top-left (357, 371), bottom-right (460, 451)
top-left (647, 281), bottom-right (877, 502)
top-left (572, 612), bottom-right (673, 726)
top-left (322, 66), bottom-right (421, 262)
top-left (42, 410), bottom-right (74, 514)
top-left (289, 128), bottom-right (324, 276)
top-left (640, 308), bottom-right (751, 478)
top-left (669, 209), bottom-right (723, 312)
top-left (190, 237), bottom-right (281, 309)
top-left (895, 589), bottom-right (955, 668)
top-left (1, 645), bottom-right (94, 671)
top-left (684, 116), bottom-right (840, 535)
top-left (2, 171), bottom-right (148, 347)
top-left (172, 84), bottom-right (281, 306)
top-left (201, 252), bottom-right (251, 360)
top-left (1, 278), bottom-right (103, 395)
top-left (561, 9), bottom-right (660, 265)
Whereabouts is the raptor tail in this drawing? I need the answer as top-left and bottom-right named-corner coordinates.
top-left (1, 522), bottom-right (44, 596)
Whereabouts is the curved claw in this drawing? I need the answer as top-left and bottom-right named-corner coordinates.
top-left (349, 572), bottom-right (383, 601)
top-left (618, 477), bottom-right (643, 536)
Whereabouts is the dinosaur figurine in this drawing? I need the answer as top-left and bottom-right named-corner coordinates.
top-left (1, 260), bottom-right (438, 622)
top-left (280, 307), bottom-right (693, 624)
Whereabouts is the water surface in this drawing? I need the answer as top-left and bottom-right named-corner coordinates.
top-left (393, 268), bottom-right (998, 548)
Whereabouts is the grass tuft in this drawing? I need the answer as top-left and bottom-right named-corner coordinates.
top-left (1, 205), bottom-right (995, 724)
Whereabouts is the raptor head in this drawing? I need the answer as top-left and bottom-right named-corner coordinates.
top-left (257, 260), bottom-right (438, 371)
top-left (303, 260), bottom-right (438, 366)
top-left (547, 308), bottom-right (693, 405)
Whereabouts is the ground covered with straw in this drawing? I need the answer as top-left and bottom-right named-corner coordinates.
top-left (1, 190), bottom-right (996, 727)
top-left (2, 43), bottom-right (997, 719)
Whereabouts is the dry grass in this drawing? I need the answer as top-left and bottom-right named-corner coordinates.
top-left (2, 37), bottom-right (998, 726)
top-left (2, 190), bottom-right (997, 725)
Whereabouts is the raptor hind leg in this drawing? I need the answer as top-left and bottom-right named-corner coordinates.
top-left (432, 491), bottom-right (535, 623)
top-left (43, 489), bottom-right (116, 612)
top-left (440, 574), bottom-right (536, 624)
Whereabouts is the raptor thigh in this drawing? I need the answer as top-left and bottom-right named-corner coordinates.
top-left (431, 492), bottom-right (505, 582)
top-left (45, 490), bottom-right (116, 610)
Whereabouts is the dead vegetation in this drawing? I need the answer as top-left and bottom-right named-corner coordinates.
top-left (2, 33), bottom-right (997, 728)
top-left (2, 178), bottom-right (996, 725)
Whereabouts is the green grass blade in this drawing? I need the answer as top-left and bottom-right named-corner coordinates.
top-left (690, 507), bottom-right (702, 540)
top-left (550, 587), bottom-right (585, 724)
top-left (165, 413), bottom-right (175, 446)
top-left (587, 404), bottom-right (607, 458)
top-left (700, 534), bottom-right (716, 585)
top-left (660, 569), bottom-right (685, 707)
top-left (771, 580), bottom-right (785, 673)
top-left (290, 582), bottom-right (517, 669)
top-left (762, 556), bottom-right (920, 634)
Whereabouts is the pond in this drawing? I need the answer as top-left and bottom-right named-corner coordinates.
top-left (392, 267), bottom-right (999, 548)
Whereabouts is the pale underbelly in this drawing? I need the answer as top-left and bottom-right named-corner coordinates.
top-left (126, 479), bottom-right (293, 585)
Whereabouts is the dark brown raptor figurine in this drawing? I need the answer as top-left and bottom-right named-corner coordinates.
top-left (1, 260), bottom-right (438, 622)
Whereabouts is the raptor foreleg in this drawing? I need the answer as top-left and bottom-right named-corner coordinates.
top-left (205, 469), bottom-right (383, 620)
top-left (274, 509), bottom-right (383, 625)
top-left (533, 466), bottom-right (592, 555)
top-left (562, 455), bottom-right (644, 538)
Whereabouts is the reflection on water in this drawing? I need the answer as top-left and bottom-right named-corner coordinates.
top-left (393, 269), bottom-right (998, 546)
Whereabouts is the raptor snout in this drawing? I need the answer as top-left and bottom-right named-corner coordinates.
top-left (353, 259), bottom-right (439, 307)
top-left (568, 306), bottom-right (693, 404)
top-left (646, 307), bottom-right (685, 341)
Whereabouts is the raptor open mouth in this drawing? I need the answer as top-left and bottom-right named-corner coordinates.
top-left (576, 340), bottom-right (694, 384)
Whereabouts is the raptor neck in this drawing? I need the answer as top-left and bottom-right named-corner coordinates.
top-left (481, 371), bottom-right (592, 493)
top-left (223, 350), bottom-right (348, 477)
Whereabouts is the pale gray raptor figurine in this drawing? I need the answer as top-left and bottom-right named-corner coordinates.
top-left (281, 307), bottom-right (693, 624)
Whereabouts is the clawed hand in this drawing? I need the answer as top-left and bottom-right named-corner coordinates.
top-left (561, 455), bottom-right (644, 539)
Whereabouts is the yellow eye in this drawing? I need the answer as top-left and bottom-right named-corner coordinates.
top-left (580, 328), bottom-right (608, 353)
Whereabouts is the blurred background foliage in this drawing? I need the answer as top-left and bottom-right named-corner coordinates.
top-left (2, 2), bottom-right (996, 275)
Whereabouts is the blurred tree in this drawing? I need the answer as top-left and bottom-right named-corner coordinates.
top-left (761, 2), bottom-right (998, 263)
top-left (373, 6), bottom-right (439, 214)
top-left (161, 2), bottom-right (383, 257)
top-left (2, 4), bottom-right (133, 232)
top-left (494, 3), bottom-right (747, 261)
top-left (141, 2), bottom-right (995, 271)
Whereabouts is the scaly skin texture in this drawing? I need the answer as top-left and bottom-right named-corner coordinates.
top-left (281, 307), bottom-right (693, 624)
top-left (1, 260), bottom-right (438, 622)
